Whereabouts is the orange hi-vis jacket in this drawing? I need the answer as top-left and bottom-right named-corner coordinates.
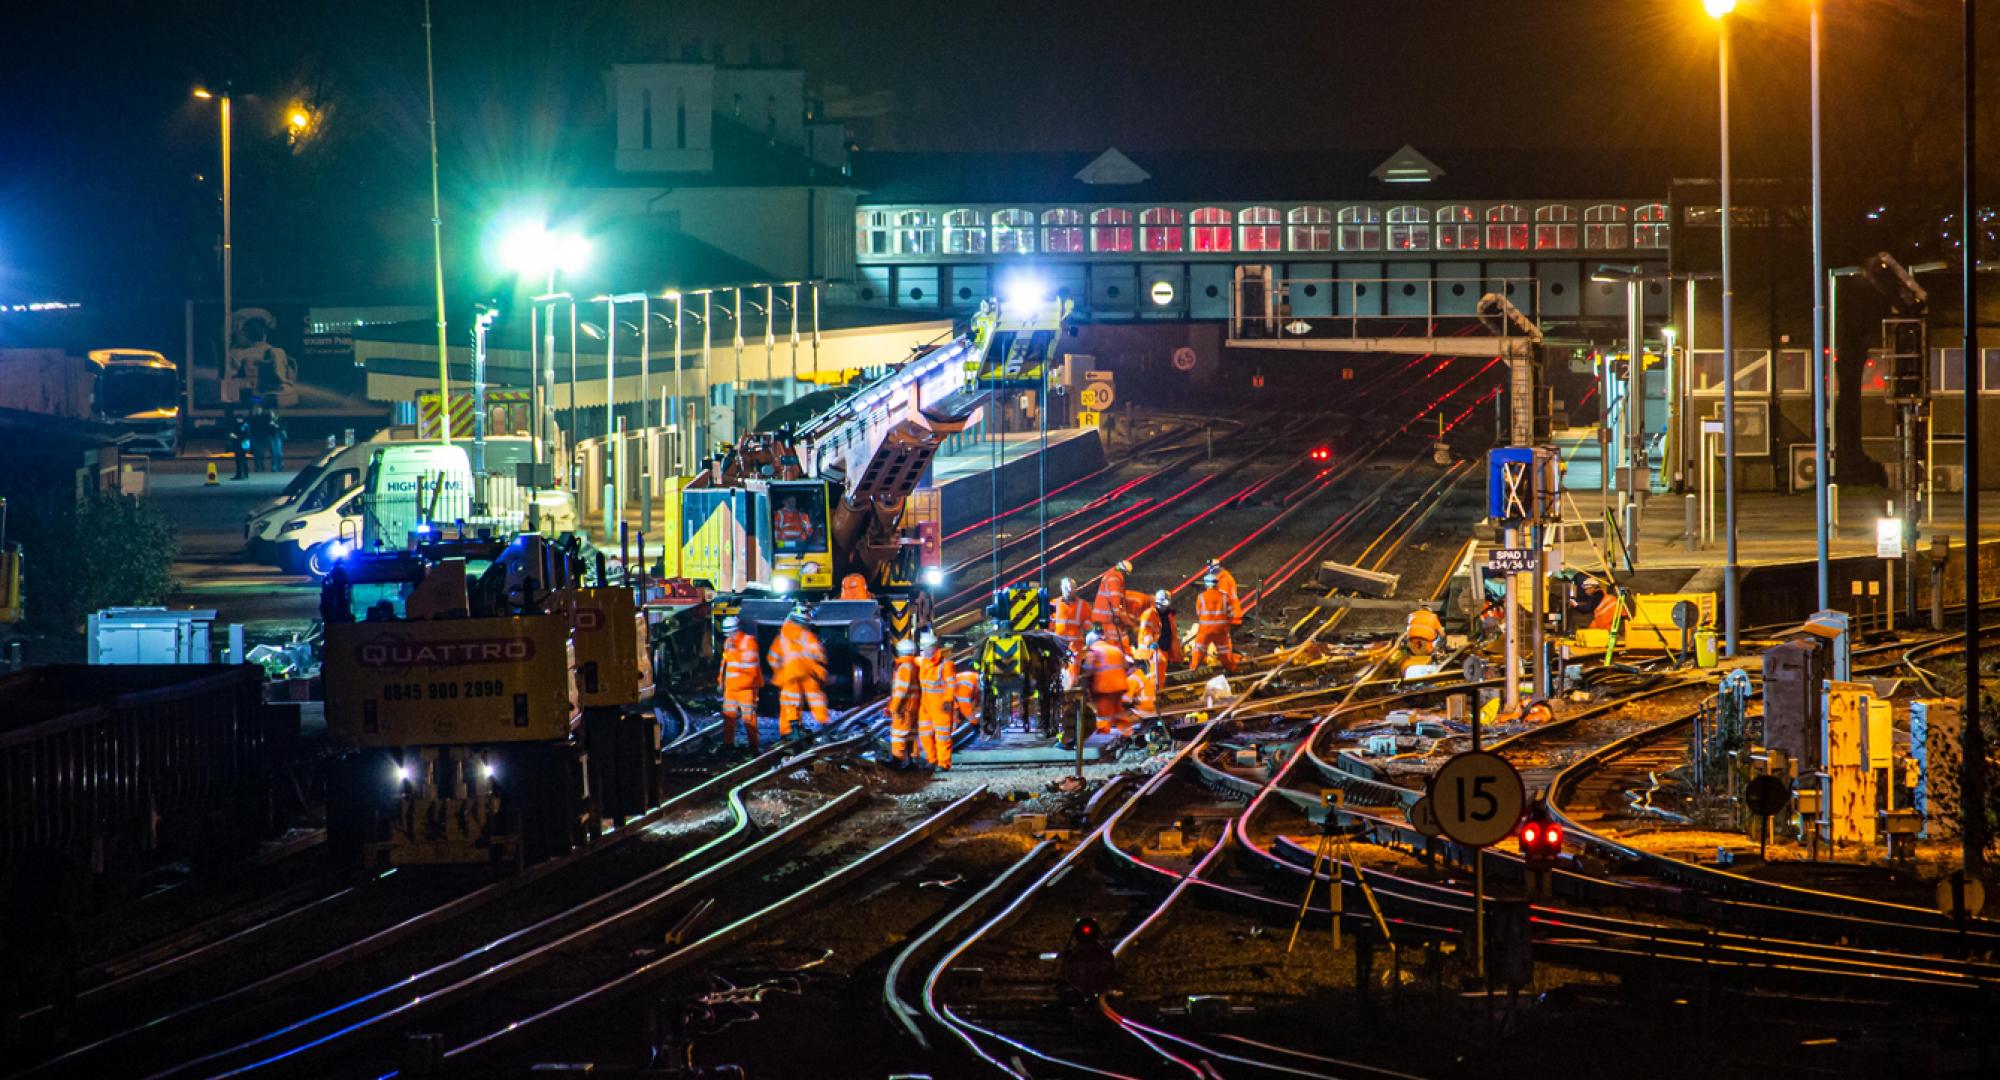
top-left (1082, 639), bottom-right (1129, 695)
top-left (1213, 567), bottom-right (1244, 625)
top-left (919, 654), bottom-right (958, 722)
top-left (720, 630), bottom-right (763, 692)
top-left (1135, 606), bottom-right (1163, 650)
top-left (1406, 608), bottom-right (1443, 645)
top-left (1126, 666), bottom-right (1157, 715)
top-left (954, 669), bottom-right (981, 720)
top-left (769, 621), bottom-right (828, 684)
top-left (839, 573), bottom-right (872, 600)
top-left (775, 509), bottom-right (813, 544)
top-left (1196, 587), bottom-right (1232, 634)
top-left (890, 654), bottom-right (920, 714)
top-left (1093, 568), bottom-right (1128, 625)
top-left (1051, 595), bottom-right (1091, 649)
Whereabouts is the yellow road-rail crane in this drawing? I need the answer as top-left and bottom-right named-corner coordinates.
top-left (320, 534), bottom-right (658, 868)
top-left (679, 294), bottom-right (1072, 706)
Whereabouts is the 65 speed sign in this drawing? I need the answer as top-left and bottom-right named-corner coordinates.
top-left (1427, 751), bottom-right (1525, 847)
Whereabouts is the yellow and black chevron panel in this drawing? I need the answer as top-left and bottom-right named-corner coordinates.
top-left (1008, 585), bottom-right (1046, 632)
top-left (886, 598), bottom-right (917, 640)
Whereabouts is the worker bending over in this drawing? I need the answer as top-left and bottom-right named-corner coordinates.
top-left (768, 605), bottom-right (830, 738)
top-left (887, 637), bottom-right (920, 766)
top-left (1082, 629), bottom-right (1133, 735)
top-left (1190, 571), bottom-right (1237, 672)
top-left (1125, 646), bottom-right (1158, 725)
top-left (1136, 589), bottom-right (1181, 668)
top-left (1406, 604), bottom-right (1444, 656)
top-left (917, 631), bottom-right (955, 770)
top-left (717, 616), bottom-right (763, 752)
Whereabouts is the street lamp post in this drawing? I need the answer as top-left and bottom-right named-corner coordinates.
top-left (1708, 0), bottom-right (1742, 656)
top-left (193, 88), bottom-right (232, 416)
top-left (1809, 0), bottom-right (1831, 612)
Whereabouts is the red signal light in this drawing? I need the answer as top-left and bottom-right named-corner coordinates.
top-left (1309, 446), bottom-right (1331, 462)
top-left (1521, 825), bottom-right (1538, 846)
top-left (1546, 824), bottom-right (1562, 847)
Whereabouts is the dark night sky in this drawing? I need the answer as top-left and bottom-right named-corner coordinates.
top-left (0, 0), bottom-right (1986, 311)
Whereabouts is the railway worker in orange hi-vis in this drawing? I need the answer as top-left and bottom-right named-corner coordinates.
top-left (1190, 571), bottom-right (1237, 672)
top-left (1082, 630), bottom-right (1132, 734)
top-left (917, 631), bottom-right (955, 770)
top-left (1206, 559), bottom-right (1244, 626)
top-left (887, 637), bottom-right (920, 766)
top-left (1093, 560), bottom-right (1133, 639)
top-left (774, 495), bottom-right (813, 546)
top-left (1052, 577), bottom-right (1090, 656)
top-left (768, 605), bottom-right (830, 739)
top-left (717, 615), bottom-right (763, 753)
top-left (954, 665), bottom-right (981, 727)
top-left (1135, 589), bottom-right (1182, 666)
top-left (839, 572), bottom-right (872, 600)
top-left (1124, 647), bottom-right (1158, 727)
top-left (1406, 604), bottom-right (1444, 656)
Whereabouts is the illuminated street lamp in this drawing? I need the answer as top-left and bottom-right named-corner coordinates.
top-left (192, 87), bottom-right (232, 415)
top-left (497, 220), bottom-right (589, 463)
top-left (1704, 0), bottom-right (1741, 657)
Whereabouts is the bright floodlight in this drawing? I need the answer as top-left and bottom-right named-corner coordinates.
top-left (1000, 274), bottom-right (1049, 313)
top-left (499, 223), bottom-right (590, 277)
top-left (288, 107), bottom-right (310, 131)
top-left (1703, 0), bottom-right (1736, 17)
top-left (923, 566), bottom-right (945, 587)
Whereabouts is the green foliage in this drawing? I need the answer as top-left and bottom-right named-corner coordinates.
top-left (11, 491), bottom-right (178, 632)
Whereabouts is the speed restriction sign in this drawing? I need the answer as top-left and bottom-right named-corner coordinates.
top-left (1080, 381), bottom-right (1117, 410)
top-left (1406, 796), bottom-right (1441, 838)
top-left (1428, 751), bottom-right (1525, 847)
top-left (1172, 346), bottom-right (1197, 372)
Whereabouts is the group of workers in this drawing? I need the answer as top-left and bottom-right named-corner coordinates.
top-left (1047, 557), bottom-right (1246, 738)
top-left (715, 557), bottom-right (1250, 767)
top-left (716, 604), bottom-right (833, 754)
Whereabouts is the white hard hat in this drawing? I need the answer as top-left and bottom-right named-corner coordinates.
top-left (1115, 560), bottom-right (1133, 574)
top-left (1059, 577), bottom-right (1075, 595)
top-left (919, 630), bottom-right (939, 652)
top-left (722, 615), bottom-right (740, 633)
top-left (1203, 572), bottom-right (1219, 586)
top-left (1085, 629), bottom-right (1102, 646)
top-left (1154, 589), bottom-right (1171, 606)
top-left (895, 638), bottom-right (916, 657)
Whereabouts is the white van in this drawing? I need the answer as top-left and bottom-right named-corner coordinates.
top-left (246, 430), bottom-right (411, 558)
top-left (268, 435), bottom-right (579, 576)
top-left (361, 442), bottom-right (474, 550)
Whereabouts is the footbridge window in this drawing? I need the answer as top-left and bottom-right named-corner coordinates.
top-left (1141, 207), bottom-right (1184, 252)
top-left (993, 209), bottom-right (1036, 253)
top-left (1288, 206), bottom-right (1332, 252)
top-left (1388, 205), bottom-right (1430, 251)
top-left (1191, 207), bottom-right (1233, 252)
top-left (1533, 205), bottom-right (1577, 250)
top-left (1634, 203), bottom-right (1671, 249)
top-left (1091, 208), bottom-right (1134, 252)
top-left (894, 210), bottom-right (937, 255)
top-left (1043, 208), bottom-right (1084, 253)
top-left (944, 209), bottom-right (988, 254)
top-left (1337, 206), bottom-right (1382, 251)
top-left (1239, 206), bottom-right (1281, 251)
top-left (1436, 205), bottom-right (1479, 250)
top-left (1485, 204), bottom-right (1528, 251)
top-left (857, 210), bottom-right (891, 256)
top-left (1585, 204), bottom-right (1629, 250)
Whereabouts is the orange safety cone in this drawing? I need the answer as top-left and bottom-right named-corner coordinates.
top-left (205, 461), bottom-right (219, 485)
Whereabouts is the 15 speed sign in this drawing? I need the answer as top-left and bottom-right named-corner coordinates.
top-left (1428, 751), bottom-right (1525, 847)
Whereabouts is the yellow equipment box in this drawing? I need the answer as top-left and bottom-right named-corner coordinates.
top-left (571, 586), bottom-right (654, 708)
top-left (325, 615), bottom-right (572, 746)
top-left (1573, 592), bottom-right (1716, 652)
